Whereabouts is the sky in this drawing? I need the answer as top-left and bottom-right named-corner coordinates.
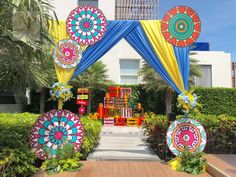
top-left (159, 0), bottom-right (236, 61)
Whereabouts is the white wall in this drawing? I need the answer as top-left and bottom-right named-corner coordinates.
top-left (194, 51), bottom-right (232, 88)
top-left (99, 39), bottom-right (143, 83)
top-left (53, 0), bottom-right (78, 20)
top-left (99, 0), bottom-right (115, 20)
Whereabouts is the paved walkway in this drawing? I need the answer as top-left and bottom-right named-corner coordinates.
top-left (35, 161), bottom-right (212, 177)
top-left (87, 126), bottom-right (159, 161)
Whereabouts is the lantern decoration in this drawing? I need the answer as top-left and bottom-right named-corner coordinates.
top-left (78, 106), bottom-right (86, 115)
top-left (30, 110), bottom-right (84, 160)
top-left (166, 118), bottom-right (207, 156)
top-left (76, 88), bottom-right (89, 115)
top-left (53, 39), bottom-right (82, 69)
top-left (161, 6), bottom-right (201, 47)
top-left (66, 5), bottom-right (107, 45)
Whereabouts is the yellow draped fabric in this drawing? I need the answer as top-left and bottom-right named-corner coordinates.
top-left (50, 21), bottom-right (87, 85)
top-left (140, 20), bottom-right (185, 93)
top-left (49, 21), bottom-right (87, 109)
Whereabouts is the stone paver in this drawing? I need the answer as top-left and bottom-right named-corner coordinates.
top-left (87, 126), bottom-right (159, 161)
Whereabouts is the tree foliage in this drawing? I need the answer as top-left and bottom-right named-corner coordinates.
top-left (0, 0), bottom-right (56, 100)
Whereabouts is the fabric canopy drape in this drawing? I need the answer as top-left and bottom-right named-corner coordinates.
top-left (140, 20), bottom-right (185, 93)
top-left (72, 20), bottom-right (139, 77)
top-left (173, 47), bottom-right (190, 90)
top-left (124, 23), bottom-right (181, 93)
top-left (51, 20), bottom-right (190, 94)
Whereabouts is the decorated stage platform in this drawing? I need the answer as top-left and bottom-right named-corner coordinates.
top-left (96, 86), bottom-right (145, 127)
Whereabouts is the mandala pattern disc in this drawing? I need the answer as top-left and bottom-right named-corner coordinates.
top-left (161, 6), bottom-right (201, 47)
top-left (166, 118), bottom-right (206, 156)
top-left (30, 110), bottom-right (84, 159)
top-left (53, 39), bottom-right (82, 69)
top-left (66, 5), bottom-right (107, 45)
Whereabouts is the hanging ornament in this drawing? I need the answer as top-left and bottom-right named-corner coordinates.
top-left (30, 110), bottom-right (84, 159)
top-left (53, 39), bottom-right (82, 69)
top-left (78, 106), bottom-right (86, 115)
top-left (166, 118), bottom-right (206, 156)
top-left (161, 6), bottom-right (201, 47)
top-left (66, 5), bottom-right (107, 45)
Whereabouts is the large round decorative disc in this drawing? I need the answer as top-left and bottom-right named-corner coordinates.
top-left (66, 5), bottom-right (107, 45)
top-left (166, 118), bottom-right (206, 156)
top-left (30, 110), bottom-right (84, 159)
top-left (161, 6), bottom-right (201, 47)
top-left (53, 39), bottom-right (82, 69)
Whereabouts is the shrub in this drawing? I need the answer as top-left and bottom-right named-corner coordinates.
top-left (41, 142), bottom-right (83, 175)
top-left (79, 117), bottom-right (102, 160)
top-left (143, 113), bottom-right (236, 160)
top-left (194, 87), bottom-right (236, 116)
top-left (0, 113), bottom-right (102, 177)
top-left (177, 149), bottom-right (207, 175)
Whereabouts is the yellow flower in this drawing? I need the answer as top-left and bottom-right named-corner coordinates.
top-left (203, 165), bottom-right (206, 172)
top-left (168, 158), bottom-right (181, 170)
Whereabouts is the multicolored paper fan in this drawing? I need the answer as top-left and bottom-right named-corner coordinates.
top-left (30, 110), bottom-right (84, 159)
top-left (52, 39), bottom-right (82, 69)
top-left (161, 6), bottom-right (201, 47)
top-left (66, 5), bottom-right (107, 45)
top-left (166, 118), bottom-right (206, 156)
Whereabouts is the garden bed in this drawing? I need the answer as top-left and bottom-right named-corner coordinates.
top-left (142, 113), bottom-right (236, 160)
top-left (0, 113), bottom-right (102, 177)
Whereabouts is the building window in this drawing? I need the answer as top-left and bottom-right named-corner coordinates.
top-left (195, 65), bottom-right (212, 87)
top-left (115, 0), bottom-right (159, 20)
top-left (78, 0), bottom-right (98, 7)
top-left (120, 59), bottom-right (140, 84)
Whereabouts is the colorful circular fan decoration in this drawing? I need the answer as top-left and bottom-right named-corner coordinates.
top-left (66, 5), bottom-right (107, 45)
top-left (166, 118), bottom-right (206, 156)
top-left (161, 6), bottom-right (201, 47)
top-left (30, 109), bottom-right (84, 159)
top-left (53, 39), bottom-right (82, 69)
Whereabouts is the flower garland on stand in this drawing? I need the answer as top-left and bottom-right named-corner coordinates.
top-left (168, 91), bottom-right (206, 175)
top-left (50, 82), bottom-right (74, 109)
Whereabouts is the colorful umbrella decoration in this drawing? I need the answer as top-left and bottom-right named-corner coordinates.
top-left (161, 6), bottom-right (201, 47)
top-left (53, 39), bottom-right (82, 69)
top-left (30, 110), bottom-right (84, 159)
top-left (66, 5), bottom-right (107, 45)
top-left (166, 118), bottom-right (206, 156)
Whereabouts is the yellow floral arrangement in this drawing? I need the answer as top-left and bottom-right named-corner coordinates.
top-left (177, 90), bottom-right (200, 113)
top-left (50, 82), bottom-right (73, 102)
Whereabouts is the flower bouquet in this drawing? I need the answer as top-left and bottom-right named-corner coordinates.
top-left (177, 90), bottom-right (200, 114)
top-left (50, 82), bottom-right (73, 102)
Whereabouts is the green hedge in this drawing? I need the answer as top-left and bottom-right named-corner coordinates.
top-left (143, 113), bottom-right (236, 160)
top-left (0, 113), bottom-right (102, 177)
top-left (194, 87), bottom-right (236, 116)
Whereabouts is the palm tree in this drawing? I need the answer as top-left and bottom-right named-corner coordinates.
top-left (0, 0), bottom-right (57, 110)
top-left (139, 55), bottom-right (201, 116)
top-left (71, 61), bottom-right (113, 113)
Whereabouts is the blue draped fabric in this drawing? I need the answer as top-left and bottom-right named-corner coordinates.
top-left (72, 20), bottom-right (139, 78)
top-left (125, 23), bottom-right (181, 93)
top-left (72, 20), bottom-right (190, 93)
top-left (173, 47), bottom-right (190, 90)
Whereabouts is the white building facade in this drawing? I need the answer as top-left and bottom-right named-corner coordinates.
top-left (53, 0), bottom-right (232, 88)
